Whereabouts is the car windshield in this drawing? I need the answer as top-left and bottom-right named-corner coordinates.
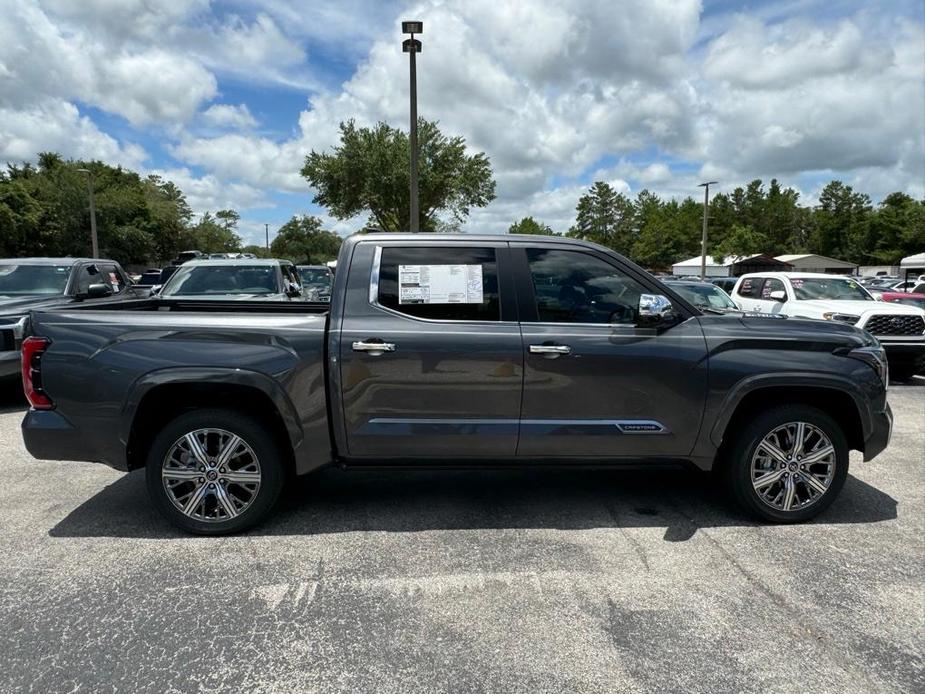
top-left (298, 268), bottom-right (332, 288)
top-left (0, 264), bottom-right (71, 296)
top-left (668, 282), bottom-right (737, 310)
top-left (162, 265), bottom-right (279, 296)
top-left (791, 277), bottom-right (873, 301)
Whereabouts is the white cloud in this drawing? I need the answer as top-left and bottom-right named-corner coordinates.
top-left (202, 103), bottom-right (259, 130)
top-left (0, 99), bottom-right (146, 168)
top-left (147, 167), bottom-right (270, 214)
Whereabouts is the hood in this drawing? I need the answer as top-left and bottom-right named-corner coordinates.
top-left (0, 294), bottom-right (70, 317)
top-left (699, 311), bottom-right (873, 349)
top-left (794, 299), bottom-right (924, 316)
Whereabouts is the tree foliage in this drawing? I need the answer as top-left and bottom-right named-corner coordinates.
top-left (269, 215), bottom-right (343, 263)
top-left (301, 119), bottom-right (496, 232)
top-left (509, 216), bottom-right (557, 235)
top-left (562, 178), bottom-right (923, 269)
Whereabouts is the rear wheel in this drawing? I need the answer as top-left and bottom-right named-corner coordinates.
top-left (145, 409), bottom-right (285, 535)
top-left (724, 405), bottom-right (848, 523)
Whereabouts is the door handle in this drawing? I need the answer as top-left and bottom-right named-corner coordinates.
top-left (529, 344), bottom-right (571, 355)
top-left (352, 340), bottom-right (396, 353)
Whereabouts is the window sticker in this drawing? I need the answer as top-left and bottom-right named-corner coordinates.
top-left (398, 264), bottom-right (484, 304)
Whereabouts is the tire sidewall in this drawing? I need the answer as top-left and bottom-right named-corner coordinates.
top-left (145, 409), bottom-right (284, 535)
top-left (728, 405), bottom-right (849, 523)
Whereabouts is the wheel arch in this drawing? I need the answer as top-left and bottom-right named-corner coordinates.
top-left (122, 368), bottom-right (303, 473)
top-left (711, 375), bottom-right (869, 455)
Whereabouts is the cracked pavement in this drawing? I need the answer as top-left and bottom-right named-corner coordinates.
top-left (0, 379), bottom-right (922, 693)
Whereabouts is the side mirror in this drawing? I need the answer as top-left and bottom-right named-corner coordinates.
top-left (285, 282), bottom-right (302, 298)
top-left (768, 290), bottom-right (786, 302)
top-left (637, 293), bottom-right (675, 327)
top-left (149, 285), bottom-right (162, 296)
top-left (85, 283), bottom-right (113, 299)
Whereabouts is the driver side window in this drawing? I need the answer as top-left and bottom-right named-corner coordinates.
top-left (526, 248), bottom-right (647, 324)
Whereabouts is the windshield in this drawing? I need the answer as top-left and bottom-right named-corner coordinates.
top-left (298, 268), bottom-right (332, 288)
top-left (668, 282), bottom-right (737, 310)
top-left (0, 264), bottom-right (71, 296)
top-left (791, 277), bottom-right (873, 301)
top-left (162, 265), bottom-right (280, 296)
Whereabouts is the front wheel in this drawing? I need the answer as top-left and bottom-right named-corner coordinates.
top-left (724, 405), bottom-right (849, 523)
top-left (145, 409), bottom-right (285, 535)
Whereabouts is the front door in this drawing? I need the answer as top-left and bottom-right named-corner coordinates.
top-left (514, 244), bottom-right (709, 459)
top-left (339, 241), bottom-right (523, 459)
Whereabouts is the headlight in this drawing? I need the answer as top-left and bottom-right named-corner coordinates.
top-left (822, 312), bottom-right (861, 324)
top-left (845, 345), bottom-right (889, 388)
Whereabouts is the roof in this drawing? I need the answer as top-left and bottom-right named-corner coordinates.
top-left (737, 271), bottom-right (855, 280)
top-left (182, 259), bottom-right (288, 267)
top-left (672, 254), bottom-right (790, 267)
top-left (775, 254), bottom-right (857, 266)
top-left (0, 257), bottom-right (113, 265)
top-left (900, 252), bottom-right (925, 266)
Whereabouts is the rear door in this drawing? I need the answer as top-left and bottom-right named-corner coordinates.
top-left (514, 243), bottom-right (708, 458)
top-left (338, 240), bottom-right (523, 459)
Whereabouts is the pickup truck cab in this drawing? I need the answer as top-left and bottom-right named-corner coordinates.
top-left (156, 258), bottom-right (305, 301)
top-left (22, 236), bottom-right (893, 534)
top-left (732, 272), bottom-right (925, 379)
top-left (0, 257), bottom-right (141, 380)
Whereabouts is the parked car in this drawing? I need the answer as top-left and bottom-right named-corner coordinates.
top-left (157, 259), bottom-right (305, 301)
top-left (22, 235), bottom-right (893, 534)
top-left (0, 257), bottom-right (143, 380)
top-left (134, 269), bottom-right (164, 288)
top-left (878, 291), bottom-right (925, 309)
top-left (665, 280), bottom-right (740, 313)
top-left (297, 264), bottom-right (334, 302)
top-left (731, 272), bottom-right (925, 380)
top-left (710, 277), bottom-right (738, 293)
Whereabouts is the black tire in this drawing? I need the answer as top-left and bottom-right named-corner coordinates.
top-left (145, 409), bottom-right (285, 535)
top-left (723, 405), bottom-right (849, 523)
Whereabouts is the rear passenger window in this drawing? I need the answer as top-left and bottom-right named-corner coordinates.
top-left (377, 247), bottom-right (500, 321)
top-left (737, 277), bottom-right (760, 298)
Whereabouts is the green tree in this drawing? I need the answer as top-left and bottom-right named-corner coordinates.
top-left (631, 191), bottom-right (702, 269)
top-left (187, 212), bottom-right (243, 253)
top-left (301, 119), bottom-right (496, 232)
top-left (269, 215), bottom-right (342, 263)
top-left (809, 181), bottom-right (872, 263)
top-left (567, 181), bottom-right (636, 254)
top-left (508, 216), bottom-right (556, 235)
top-left (712, 223), bottom-right (770, 259)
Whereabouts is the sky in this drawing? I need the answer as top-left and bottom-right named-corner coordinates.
top-left (1, 0), bottom-right (923, 247)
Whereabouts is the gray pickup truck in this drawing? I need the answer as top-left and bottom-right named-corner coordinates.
top-left (21, 234), bottom-right (892, 534)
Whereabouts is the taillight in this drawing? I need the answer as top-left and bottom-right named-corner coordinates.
top-left (21, 336), bottom-right (53, 410)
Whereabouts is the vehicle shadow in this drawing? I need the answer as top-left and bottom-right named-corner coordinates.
top-left (0, 379), bottom-right (26, 414)
top-left (49, 466), bottom-right (898, 541)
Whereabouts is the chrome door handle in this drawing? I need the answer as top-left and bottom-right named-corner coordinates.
top-left (352, 340), bottom-right (396, 353)
top-left (529, 344), bottom-right (571, 355)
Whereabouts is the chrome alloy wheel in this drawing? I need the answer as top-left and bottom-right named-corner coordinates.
top-left (750, 421), bottom-right (836, 512)
top-left (161, 428), bottom-right (261, 522)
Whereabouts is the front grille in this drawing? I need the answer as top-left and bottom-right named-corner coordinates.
top-left (865, 314), bottom-right (925, 336)
top-left (0, 329), bottom-right (13, 352)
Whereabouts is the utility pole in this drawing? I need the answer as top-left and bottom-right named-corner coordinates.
top-left (698, 181), bottom-right (718, 280)
top-left (265, 223), bottom-right (269, 251)
top-left (402, 21), bottom-right (422, 232)
top-left (76, 169), bottom-right (99, 258)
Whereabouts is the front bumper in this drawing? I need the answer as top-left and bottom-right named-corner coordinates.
top-left (0, 350), bottom-right (19, 379)
top-left (864, 402), bottom-right (893, 462)
top-left (878, 338), bottom-right (925, 372)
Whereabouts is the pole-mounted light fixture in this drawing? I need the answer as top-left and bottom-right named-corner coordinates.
top-left (402, 21), bottom-right (422, 232)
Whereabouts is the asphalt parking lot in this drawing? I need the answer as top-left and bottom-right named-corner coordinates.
top-left (0, 379), bottom-right (922, 693)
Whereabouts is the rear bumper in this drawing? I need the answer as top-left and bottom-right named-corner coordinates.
top-left (864, 402), bottom-right (893, 462)
top-left (21, 409), bottom-right (129, 471)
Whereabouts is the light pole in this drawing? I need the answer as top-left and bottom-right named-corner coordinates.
top-left (698, 181), bottom-right (718, 280)
top-left (402, 21), bottom-right (422, 232)
top-left (265, 223), bottom-right (270, 251)
top-left (76, 168), bottom-right (99, 258)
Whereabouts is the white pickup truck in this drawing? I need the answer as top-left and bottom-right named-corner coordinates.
top-left (731, 272), bottom-right (925, 380)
